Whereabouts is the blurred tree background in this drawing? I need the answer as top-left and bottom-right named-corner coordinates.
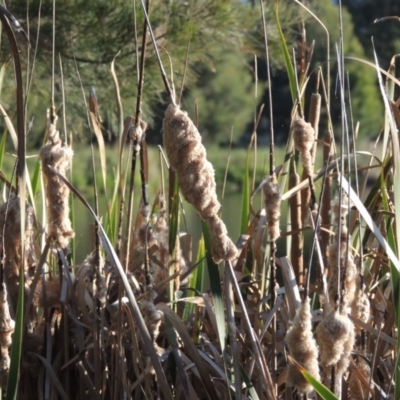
top-left (0, 0), bottom-right (396, 148)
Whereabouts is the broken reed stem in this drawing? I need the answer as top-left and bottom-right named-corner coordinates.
top-left (289, 172), bottom-right (303, 287)
top-left (321, 130), bottom-right (333, 276)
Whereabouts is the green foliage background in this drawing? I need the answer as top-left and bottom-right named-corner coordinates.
top-left (0, 0), bottom-right (393, 147)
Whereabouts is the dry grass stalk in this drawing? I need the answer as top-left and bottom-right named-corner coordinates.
top-left (321, 130), bottom-right (333, 271)
top-left (39, 112), bottom-right (74, 250)
top-left (163, 104), bottom-right (237, 262)
top-left (285, 299), bottom-right (320, 394)
top-left (289, 172), bottom-right (303, 286)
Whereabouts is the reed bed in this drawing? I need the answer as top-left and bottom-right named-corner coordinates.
top-left (0, 1), bottom-right (399, 399)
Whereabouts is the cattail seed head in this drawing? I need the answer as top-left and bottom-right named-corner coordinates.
top-left (286, 299), bottom-right (320, 393)
top-left (39, 113), bottom-right (74, 249)
top-left (163, 104), bottom-right (237, 262)
top-left (351, 286), bottom-right (370, 332)
top-left (293, 118), bottom-right (315, 176)
top-left (316, 311), bottom-right (354, 368)
top-left (262, 174), bottom-right (281, 241)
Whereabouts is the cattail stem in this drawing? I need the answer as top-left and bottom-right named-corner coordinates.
top-left (289, 173), bottom-right (303, 287)
top-left (321, 131), bottom-right (332, 275)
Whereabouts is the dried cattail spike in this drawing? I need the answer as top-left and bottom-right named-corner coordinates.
top-left (293, 117), bottom-right (315, 177)
top-left (316, 310), bottom-right (354, 368)
top-left (0, 194), bottom-right (37, 307)
top-left (163, 104), bottom-right (237, 262)
top-left (286, 299), bottom-right (320, 394)
top-left (206, 215), bottom-right (238, 263)
top-left (317, 310), bottom-right (355, 393)
top-left (351, 286), bottom-right (370, 333)
top-left (39, 112), bottom-right (74, 250)
top-left (348, 358), bottom-right (372, 399)
top-left (262, 174), bottom-right (281, 241)
top-left (140, 300), bottom-right (164, 353)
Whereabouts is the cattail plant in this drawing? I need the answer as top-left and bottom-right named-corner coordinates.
top-left (39, 112), bottom-right (74, 250)
top-left (316, 309), bottom-right (355, 393)
top-left (301, 92), bottom-right (321, 219)
top-left (285, 298), bottom-right (320, 394)
top-left (163, 104), bottom-right (237, 263)
top-left (293, 117), bottom-right (314, 174)
top-left (262, 174), bottom-right (281, 242)
top-left (0, 193), bottom-right (37, 310)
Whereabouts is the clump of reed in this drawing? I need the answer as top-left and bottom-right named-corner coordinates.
top-left (0, 1), bottom-right (398, 398)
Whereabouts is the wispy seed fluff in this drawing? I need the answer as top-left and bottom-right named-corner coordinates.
top-left (316, 310), bottom-right (355, 390)
top-left (293, 118), bottom-right (315, 177)
top-left (348, 358), bottom-right (372, 399)
top-left (262, 174), bottom-right (281, 241)
top-left (351, 286), bottom-right (370, 333)
top-left (163, 104), bottom-right (237, 262)
top-left (39, 113), bottom-right (74, 249)
top-left (285, 299), bottom-right (320, 394)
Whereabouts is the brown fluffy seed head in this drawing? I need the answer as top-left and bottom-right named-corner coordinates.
top-left (348, 358), bottom-right (371, 399)
top-left (206, 215), bottom-right (238, 263)
top-left (163, 104), bottom-right (237, 262)
top-left (262, 174), bottom-right (281, 241)
top-left (316, 311), bottom-right (355, 368)
top-left (0, 194), bottom-right (37, 306)
top-left (293, 118), bottom-right (315, 176)
top-left (351, 286), bottom-right (370, 332)
top-left (40, 115), bottom-right (74, 249)
top-left (0, 286), bottom-right (15, 348)
top-left (286, 300), bottom-right (320, 394)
